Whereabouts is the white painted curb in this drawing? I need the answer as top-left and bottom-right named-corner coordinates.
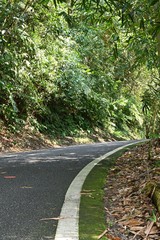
top-left (54, 140), bottom-right (147, 240)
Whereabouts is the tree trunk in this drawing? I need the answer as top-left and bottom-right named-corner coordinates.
top-left (144, 181), bottom-right (160, 213)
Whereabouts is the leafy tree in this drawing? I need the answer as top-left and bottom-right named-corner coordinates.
top-left (0, 0), bottom-right (159, 139)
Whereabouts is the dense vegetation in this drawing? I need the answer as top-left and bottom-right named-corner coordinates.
top-left (0, 0), bottom-right (160, 140)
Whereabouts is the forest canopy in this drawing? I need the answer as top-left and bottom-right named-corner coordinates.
top-left (0, 0), bottom-right (160, 140)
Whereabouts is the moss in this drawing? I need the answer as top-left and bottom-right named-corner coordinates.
top-left (79, 148), bottom-right (133, 240)
top-left (143, 181), bottom-right (160, 213)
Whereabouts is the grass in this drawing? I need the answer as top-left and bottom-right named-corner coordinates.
top-left (153, 160), bottom-right (160, 167)
top-left (79, 145), bottom-right (141, 240)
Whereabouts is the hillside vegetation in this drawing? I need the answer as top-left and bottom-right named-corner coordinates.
top-left (0, 0), bottom-right (160, 146)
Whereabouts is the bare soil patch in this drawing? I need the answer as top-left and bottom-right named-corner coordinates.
top-left (0, 127), bottom-right (58, 153)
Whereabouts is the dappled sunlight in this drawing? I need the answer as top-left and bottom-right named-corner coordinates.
top-left (0, 141), bottom-right (137, 166)
top-left (0, 148), bottom-right (97, 165)
top-left (20, 186), bottom-right (33, 189)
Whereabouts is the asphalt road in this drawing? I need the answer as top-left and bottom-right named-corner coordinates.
top-left (0, 140), bottom-right (137, 240)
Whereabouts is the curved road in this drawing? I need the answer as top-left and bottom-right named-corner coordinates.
top-left (0, 140), bottom-right (137, 240)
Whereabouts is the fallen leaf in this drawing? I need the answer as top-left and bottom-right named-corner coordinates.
top-left (145, 221), bottom-right (155, 237)
top-left (119, 219), bottom-right (144, 227)
top-left (129, 226), bottom-right (145, 232)
top-left (106, 234), bottom-right (121, 240)
top-left (4, 175), bottom-right (16, 179)
top-left (98, 229), bottom-right (108, 239)
top-left (149, 226), bottom-right (159, 235)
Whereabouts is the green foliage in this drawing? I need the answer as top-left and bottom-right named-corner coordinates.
top-left (0, 0), bottom-right (159, 139)
top-left (142, 75), bottom-right (160, 138)
top-left (0, 1), bottom-right (35, 123)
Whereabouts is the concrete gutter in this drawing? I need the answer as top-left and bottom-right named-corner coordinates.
top-left (54, 140), bottom-right (147, 240)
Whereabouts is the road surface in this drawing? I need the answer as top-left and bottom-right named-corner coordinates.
top-left (0, 140), bottom-right (137, 240)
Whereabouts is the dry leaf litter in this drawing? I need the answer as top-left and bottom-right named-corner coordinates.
top-left (103, 140), bottom-right (160, 240)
